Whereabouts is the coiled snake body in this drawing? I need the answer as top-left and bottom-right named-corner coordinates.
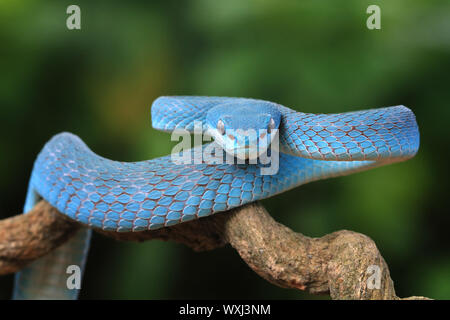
top-left (13, 96), bottom-right (420, 299)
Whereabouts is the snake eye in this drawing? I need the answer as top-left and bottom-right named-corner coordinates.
top-left (268, 118), bottom-right (276, 133)
top-left (217, 119), bottom-right (225, 135)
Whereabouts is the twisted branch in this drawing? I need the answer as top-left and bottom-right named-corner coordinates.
top-left (0, 200), bottom-right (430, 299)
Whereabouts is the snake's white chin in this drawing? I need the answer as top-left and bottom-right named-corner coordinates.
top-left (206, 127), bottom-right (276, 161)
top-left (227, 146), bottom-right (268, 160)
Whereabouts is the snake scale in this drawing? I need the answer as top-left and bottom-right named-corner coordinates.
top-left (13, 96), bottom-right (420, 299)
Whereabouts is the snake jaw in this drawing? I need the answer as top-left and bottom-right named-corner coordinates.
top-left (206, 125), bottom-right (276, 161)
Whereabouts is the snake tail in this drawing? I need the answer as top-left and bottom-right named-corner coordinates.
top-left (12, 185), bottom-right (91, 299)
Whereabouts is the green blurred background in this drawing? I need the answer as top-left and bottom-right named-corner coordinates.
top-left (1, 0), bottom-right (449, 299)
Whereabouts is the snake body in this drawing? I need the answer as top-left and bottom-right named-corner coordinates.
top-left (13, 96), bottom-right (420, 299)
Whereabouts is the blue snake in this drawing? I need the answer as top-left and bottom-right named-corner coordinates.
top-left (13, 96), bottom-right (420, 299)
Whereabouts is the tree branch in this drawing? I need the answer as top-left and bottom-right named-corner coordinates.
top-left (0, 200), bottom-right (430, 299)
top-left (0, 201), bottom-right (80, 275)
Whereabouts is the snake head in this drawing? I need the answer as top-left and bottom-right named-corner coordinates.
top-left (205, 101), bottom-right (281, 160)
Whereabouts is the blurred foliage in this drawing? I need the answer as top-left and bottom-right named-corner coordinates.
top-left (0, 0), bottom-right (449, 299)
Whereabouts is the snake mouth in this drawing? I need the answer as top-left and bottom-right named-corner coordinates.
top-left (235, 144), bottom-right (253, 150)
top-left (206, 125), bottom-right (276, 160)
top-left (225, 144), bottom-right (269, 160)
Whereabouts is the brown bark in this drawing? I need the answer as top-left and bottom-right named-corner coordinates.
top-left (0, 200), bottom-right (430, 299)
top-left (0, 201), bottom-right (80, 275)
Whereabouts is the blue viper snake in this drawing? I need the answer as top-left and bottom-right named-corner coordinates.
top-left (13, 96), bottom-right (420, 299)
